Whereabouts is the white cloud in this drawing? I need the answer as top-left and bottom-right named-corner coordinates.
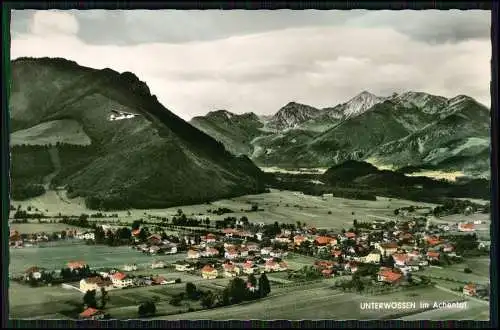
top-left (11, 12), bottom-right (491, 120)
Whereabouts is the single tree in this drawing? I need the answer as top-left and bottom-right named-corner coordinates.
top-left (258, 273), bottom-right (271, 297)
top-left (100, 287), bottom-right (109, 308)
top-left (201, 290), bottom-right (215, 308)
top-left (186, 282), bottom-right (197, 299)
top-left (138, 301), bottom-right (156, 317)
top-left (83, 290), bottom-right (98, 309)
top-left (228, 277), bottom-right (247, 304)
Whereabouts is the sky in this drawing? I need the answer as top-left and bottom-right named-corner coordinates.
top-left (10, 10), bottom-right (491, 120)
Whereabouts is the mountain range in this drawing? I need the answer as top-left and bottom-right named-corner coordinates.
top-left (190, 91), bottom-right (491, 179)
top-left (9, 57), bottom-right (267, 210)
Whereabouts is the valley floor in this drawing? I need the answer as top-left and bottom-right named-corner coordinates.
top-left (8, 189), bottom-right (491, 321)
top-left (10, 189), bottom-right (438, 231)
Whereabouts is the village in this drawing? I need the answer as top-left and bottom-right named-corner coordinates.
top-left (9, 200), bottom-right (491, 320)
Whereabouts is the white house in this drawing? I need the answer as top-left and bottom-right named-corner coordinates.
top-left (256, 232), bottom-right (263, 241)
top-left (270, 250), bottom-right (284, 258)
top-left (111, 272), bottom-right (134, 288)
top-left (80, 277), bottom-right (114, 292)
top-left (123, 264), bottom-right (137, 272)
top-left (223, 263), bottom-right (241, 277)
top-left (151, 260), bottom-right (165, 269)
top-left (175, 263), bottom-right (194, 272)
top-left (362, 252), bottom-right (381, 264)
top-left (202, 247), bottom-right (219, 257)
top-left (77, 232), bottom-right (95, 240)
top-left (187, 250), bottom-right (201, 259)
top-left (224, 249), bottom-right (239, 260)
top-left (242, 263), bottom-right (256, 274)
top-left (149, 246), bottom-right (160, 255)
top-left (245, 243), bottom-right (260, 252)
top-left (260, 247), bottom-right (272, 255)
top-left (239, 247), bottom-right (249, 258)
top-left (165, 245), bottom-right (178, 254)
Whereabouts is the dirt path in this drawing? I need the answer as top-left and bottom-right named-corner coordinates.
top-left (42, 146), bottom-right (61, 190)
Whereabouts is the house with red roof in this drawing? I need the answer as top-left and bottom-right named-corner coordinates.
top-left (187, 249), bottom-right (201, 259)
top-left (79, 307), bottom-right (105, 320)
top-left (206, 233), bottom-right (217, 243)
top-left (223, 228), bottom-right (236, 237)
top-left (67, 261), bottom-right (87, 271)
top-left (224, 248), bottom-right (239, 260)
top-left (458, 223), bottom-right (475, 232)
top-left (315, 260), bottom-right (335, 270)
top-left (201, 265), bottom-right (218, 279)
top-left (426, 236), bottom-right (443, 246)
top-left (274, 234), bottom-right (291, 244)
top-left (223, 262), bottom-right (241, 277)
top-left (293, 235), bottom-right (307, 246)
top-left (314, 236), bottom-right (333, 246)
top-left (463, 283), bottom-right (477, 296)
top-left (131, 228), bottom-right (141, 237)
top-left (392, 253), bottom-right (408, 267)
top-left (152, 276), bottom-right (174, 285)
top-left (377, 268), bottom-right (403, 284)
top-left (426, 251), bottom-right (440, 261)
top-left (375, 242), bottom-right (399, 256)
top-left (264, 260), bottom-right (279, 272)
top-left (202, 247), bottom-right (219, 257)
top-left (24, 266), bottom-right (44, 280)
top-left (331, 249), bottom-right (343, 258)
top-left (111, 272), bottom-right (133, 288)
top-left (80, 276), bottom-right (114, 292)
top-left (243, 262), bottom-right (257, 274)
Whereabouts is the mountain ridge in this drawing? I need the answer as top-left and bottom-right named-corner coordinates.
top-left (10, 57), bottom-right (268, 210)
top-left (191, 90), bottom-right (490, 179)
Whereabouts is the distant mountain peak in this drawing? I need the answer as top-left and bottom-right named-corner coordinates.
top-left (386, 91), bottom-right (451, 114)
top-left (206, 109), bottom-right (235, 119)
top-left (340, 90), bottom-right (385, 118)
top-left (269, 102), bottom-right (320, 130)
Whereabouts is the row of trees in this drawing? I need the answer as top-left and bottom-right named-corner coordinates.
top-left (60, 265), bottom-right (97, 281)
top-left (432, 199), bottom-right (487, 217)
top-left (171, 275), bottom-right (271, 310)
top-left (60, 214), bottom-right (93, 228)
top-left (94, 226), bottom-right (135, 246)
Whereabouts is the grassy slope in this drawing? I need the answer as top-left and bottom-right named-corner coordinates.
top-left (190, 111), bottom-right (265, 156)
top-left (370, 99), bottom-right (490, 175)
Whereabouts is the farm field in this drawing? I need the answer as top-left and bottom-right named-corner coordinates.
top-left (9, 282), bottom-right (83, 319)
top-left (10, 273), bottom-right (232, 319)
top-left (11, 189), bottom-right (436, 230)
top-left (9, 222), bottom-right (82, 234)
top-left (151, 285), bottom-right (465, 320)
top-left (416, 258), bottom-right (490, 285)
top-left (9, 244), bottom-right (186, 274)
top-left (285, 253), bottom-right (318, 271)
